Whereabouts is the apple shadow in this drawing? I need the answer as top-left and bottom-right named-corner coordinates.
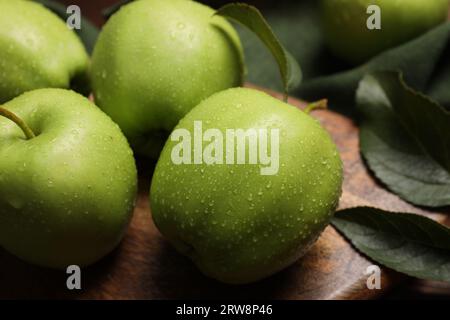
top-left (145, 237), bottom-right (308, 300)
top-left (0, 244), bottom-right (122, 299)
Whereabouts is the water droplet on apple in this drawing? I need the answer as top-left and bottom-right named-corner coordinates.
top-left (8, 197), bottom-right (23, 209)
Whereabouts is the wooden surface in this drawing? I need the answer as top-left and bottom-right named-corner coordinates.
top-left (0, 89), bottom-right (447, 300)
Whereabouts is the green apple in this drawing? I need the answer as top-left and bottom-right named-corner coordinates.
top-left (0, 0), bottom-right (90, 104)
top-left (150, 88), bottom-right (343, 284)
top-left (91, 0), bottom-right (244, 158)
top-left (0, 89), bottom-right (137, 268)
top-left (320, 0), bottom-right (450, 65)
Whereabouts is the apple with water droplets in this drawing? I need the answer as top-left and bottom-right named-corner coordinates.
top-left (0, 89), bottom-right (137, 268)
top-left (150, 88), bottom-right (343, 284)
top-left (0, 0), bottom-right (90, 103)
top-left (90, 0), bottom-right (244, 158)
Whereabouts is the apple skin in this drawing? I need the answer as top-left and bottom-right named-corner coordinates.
top-left (321, 0), bottom-right (450, 65)
top-left (91, 0), bottom-right (244, 158)
top-left (0, 89), bottom-right (137, 268)
top-left (0, 0), bottom-right (90, 104)
top-left (150, 88), bottom-right (343, 284)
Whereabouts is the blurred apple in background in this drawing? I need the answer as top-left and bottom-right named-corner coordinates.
top-left (321, 0), bottom-right (450, 65)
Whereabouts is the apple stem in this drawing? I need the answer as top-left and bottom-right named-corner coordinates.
top-left (304, 99), bottom-right (328, 114)
top-left (0, 107), bottom-right (36, 140)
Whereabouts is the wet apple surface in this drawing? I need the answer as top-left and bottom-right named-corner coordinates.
top-left (0, 89), bottom-right (137, 268)
top-left (151, 88), bottom-right (343, 284)
top-left (321, 0), bottom-right (450, 64)
top-left (91, 0), bottom-right (244, 158)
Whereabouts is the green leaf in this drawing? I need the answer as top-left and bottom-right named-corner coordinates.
top-left (332, 207), bottom-right (450, 282)
top-left (34, 0), bottom-right (99, 54)
top-left (236, 0), bottom-right (450, 113)
top-left (357, 71), bottom-right (450, 207)
top-left (216, 3), bottom-right (302, 100)
top-left (300, 22), bottom-right (450, 113)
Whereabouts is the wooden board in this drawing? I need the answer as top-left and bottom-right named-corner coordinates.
top-left (0, 89), bottom-right (448, 300)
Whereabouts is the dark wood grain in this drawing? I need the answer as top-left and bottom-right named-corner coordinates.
top-left (0, 88), bottom-right (447, 300)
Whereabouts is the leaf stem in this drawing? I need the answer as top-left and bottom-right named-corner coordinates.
top-left (0, 107), bottom-right (35, 140)
top-left (304, 99), bottom-right (328, 114)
